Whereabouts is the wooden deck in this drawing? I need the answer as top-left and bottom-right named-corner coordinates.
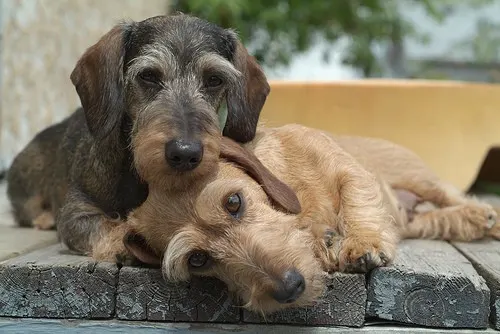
top-left (1, 182), bottom-right (500, 332)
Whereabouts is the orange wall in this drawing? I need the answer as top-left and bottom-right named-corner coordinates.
top-left (259, 79), bottom-right (500, 191)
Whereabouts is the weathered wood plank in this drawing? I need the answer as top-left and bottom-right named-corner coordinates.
top-left (0, 318), bottom-right (499, 334)
top-left (0, 244), bottom-right (118, 319)
top-left (0, 226), bottom-right (58, 261)
top-left (116, 267), bottom-right (240, 323)
top-left (243, 272), bottom-right (366, 327)
top-left (366, 240), bottom-right (490, 329)
top-left (452, 239), bottom-right (500, 330)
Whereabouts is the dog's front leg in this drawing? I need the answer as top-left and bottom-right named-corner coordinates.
top-left (56, 188), bottom-right (131, 263)
top-left (327, 158), bottom-right (399, 274)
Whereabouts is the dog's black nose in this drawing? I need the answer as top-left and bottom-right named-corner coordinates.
top-left (165, 139), bottom-right (204, 171)
top-left (271, 269), bottom-right (305, 304)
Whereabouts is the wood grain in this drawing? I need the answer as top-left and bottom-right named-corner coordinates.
top-left (366, 239), bottom-right (490, 328)
top-left (453, 239), bottom-right (500, 330)
top-left (0, 244), bottom-right (118, 319)
top-left (243, 273), bottom-right (367, 327)
top-left (116, 267), bottom-right (240, 323)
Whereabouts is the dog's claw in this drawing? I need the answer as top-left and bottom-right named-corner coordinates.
top-left (379, 252), bottom-right (389, 265)
top-left (343, 252), bottom-right (385, 273)
top-left (115, 253), bottom-right (139, 267)
top-left (487, 213), bottom-right (497, 229)
top-left (338, 236), bottom-right (395, 274)
top-left (324, 229), bottom-right (336, 248)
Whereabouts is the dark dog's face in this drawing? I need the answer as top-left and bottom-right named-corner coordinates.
top-left (70, 14), bottom-right (270, 189)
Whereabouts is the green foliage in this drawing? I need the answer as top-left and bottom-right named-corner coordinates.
top-left (452, 18), bottom-right (500, 63)
top-left (171, 0), bottom-right (496, 77)
top-left (171, 0), bottom-right (449, 76)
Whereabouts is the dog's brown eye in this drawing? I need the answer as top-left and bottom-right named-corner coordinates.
top-left (188, 251), bottom-right (209, 268)
top-left (225, 193), bottom-right (243, 217)
top-left (206, 75), bottom-right (223, 88)
top-left (138, 69), bottom-right (161, 85)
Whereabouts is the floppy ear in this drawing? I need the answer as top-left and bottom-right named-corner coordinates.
top-left (70, 23), bottom-right (131, 139)
top-left (224, 37), bottom-right (270, 143)
top-left (123, 230), bottom-right (162, 267)
top-left (219, 136), bottom-right (301, 214)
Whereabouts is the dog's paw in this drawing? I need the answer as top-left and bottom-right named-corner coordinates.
top-left (459, 202), bottom-right (498, 239)
top-left (487, 220), bottom-right (500, 240)
top-left (337, 234), bottom-right (395, 274)
top-left (466, 203), bottom-right (497, 229)
top-left (33, 212), bottom-right (55, 230)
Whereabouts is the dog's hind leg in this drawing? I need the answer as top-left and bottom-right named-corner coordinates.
top-left (8, 192), bottom-right (49, 228)
top-left (401, 202), bottom-right (497, 242)
top-left (7, 178), bottom-right (60, 230)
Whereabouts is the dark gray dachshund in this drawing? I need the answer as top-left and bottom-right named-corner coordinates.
top-left (6, 13), bottom-right (270, 259)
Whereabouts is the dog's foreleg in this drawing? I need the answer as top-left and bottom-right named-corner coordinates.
top-left (91, 223), bottom-right (138, 264)
top-left (56, 188), bottom-right (128, 261)
top-left (331, 164), bottom-right (399, 273)
top-left (305, 144), bottom-right (399, 273)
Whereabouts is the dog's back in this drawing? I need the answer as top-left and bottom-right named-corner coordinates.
top-left (248, 125), bottom-right (429, 228)
top-left (330, 134), bottom-right (444, 189)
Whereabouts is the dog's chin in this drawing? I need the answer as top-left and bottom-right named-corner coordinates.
top-left (168, 163), bottom-right (219, 190)
top-left (242, 289), bottom-right (322, 315)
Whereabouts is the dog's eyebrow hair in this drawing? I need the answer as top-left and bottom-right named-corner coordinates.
top-left (196, 53), bottom-right (241, 82)
top-left (126, 43), bottom-right (177, 80)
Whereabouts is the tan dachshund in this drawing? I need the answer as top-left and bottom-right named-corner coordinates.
top-left (93, 124), bottom-right (499, 315)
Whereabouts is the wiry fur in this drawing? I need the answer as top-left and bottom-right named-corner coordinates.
top-left (92, 124), bottom-right (499, 315)
top-left (6, 14), bottom-right (270, 257)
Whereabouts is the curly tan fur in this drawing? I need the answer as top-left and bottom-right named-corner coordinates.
top-left (92, 124), bottom-right (499, 315)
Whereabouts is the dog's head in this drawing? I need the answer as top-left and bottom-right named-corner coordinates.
top-left (70, 14), bottom-right (270, 189)
top-left (123, 138), bottom-right (328, 314)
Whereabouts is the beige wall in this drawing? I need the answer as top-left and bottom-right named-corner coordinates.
top-left (261, 80), bottom-right (500, 191)
top-left (0, 0), bottom-right (169, 169)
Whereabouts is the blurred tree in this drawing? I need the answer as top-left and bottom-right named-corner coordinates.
top-left (170, 0), bottom-right (457, 77)
top-left (452, 18), bottom-right (500, 63)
